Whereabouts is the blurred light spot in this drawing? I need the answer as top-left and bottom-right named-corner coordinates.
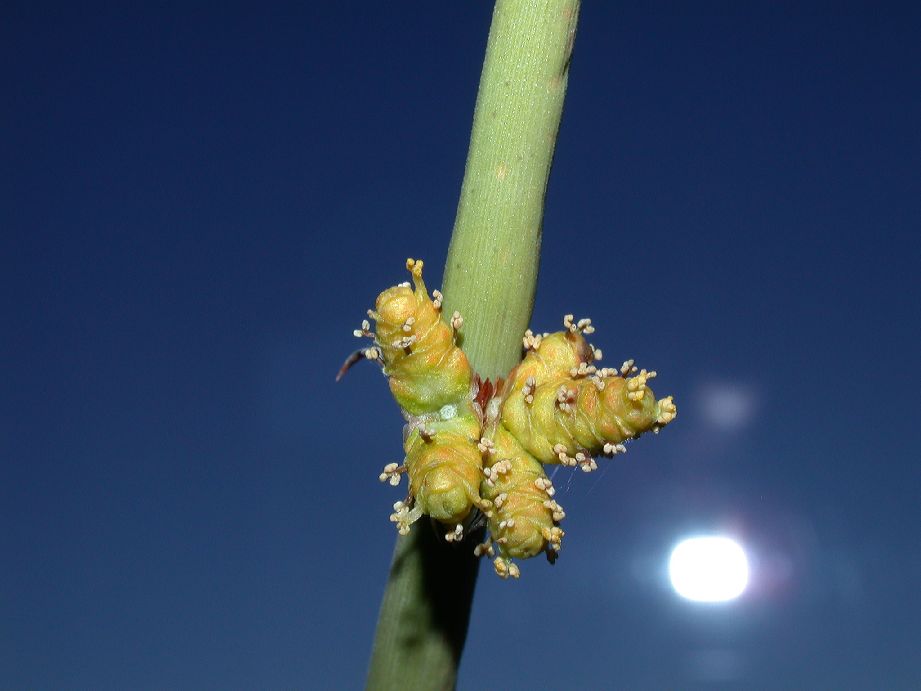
top-left (669, 536), bottom-right (749, 602)
top-left (687, 649), bottom-right (745, 682)
top-left (699, 383), bottom-right (756, 430)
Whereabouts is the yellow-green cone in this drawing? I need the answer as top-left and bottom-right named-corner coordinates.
top-left (350, 262), bottom-right (677, 578)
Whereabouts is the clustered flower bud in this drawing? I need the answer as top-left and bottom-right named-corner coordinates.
top-left (346, 259), bottom-right (677, 579)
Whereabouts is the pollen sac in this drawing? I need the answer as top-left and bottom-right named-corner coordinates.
top-left (371, 259), bottom-right (472, 416)
top-left (357, 259), bottom-right (487, 535)
top-left (480, 425), bottom-right (563, 577)
top-left (499, 328), bottom-right (676, 465)
top-left (404, 413), bottom-right (485, 527)
top-left (515, 330), bottom-right (592, 381)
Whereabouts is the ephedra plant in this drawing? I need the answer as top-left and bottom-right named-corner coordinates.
top-left (338, 2), bottom-right (677, 688)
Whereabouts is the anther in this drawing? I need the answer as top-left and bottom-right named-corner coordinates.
top-left (493, 557), bottom-right (510, 579)
top-left (522, 376), bottom-right (536, 404)
top-left (378, 462), bottom-right (405, 486)
top-left (535, 477), bottom-right (556, 496)
top-left (552, 443), bottom-right (571, 465)
top-left (405, 257), bottom-right (423, 278)
top-left (476, 497), bottom-right (494, 517)
top-left (627, 369), bottom-right (655, 401)
top-left (656, 396), bottom-right (677, 425)
top-left (353, 319), bottom-right (374, 338)
top-left (444, 523), bottom-right (464, 543)
top-left (483, 459), bottom-right (512, 486)
top-left (577, 453), bottom-right (598, 473)
top-left (522, 329), bottom-right (543, 351)
top-left (556, 385), bottom-right (576, 413)
top-left (570, 362), bottom-right (597, 378)
top-left (391, 335), bottom-right (417, 349)
top-left (564, 314), bottom-right (595, 334)
top-left (542, 499), bottom-right (566, 522)
top-left (473, 541), bottom-right (494, 558)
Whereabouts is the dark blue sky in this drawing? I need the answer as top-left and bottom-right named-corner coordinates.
top-left (3, 2), bottom-right (919, 688)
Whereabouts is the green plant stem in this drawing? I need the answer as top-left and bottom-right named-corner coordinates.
top-left (366, 2), bottom-right (579, 689)
top-left (443, 0), bottom-right (580, 380)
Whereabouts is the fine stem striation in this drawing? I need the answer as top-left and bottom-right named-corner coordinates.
top-left (443, 0), bottom-right (580, 381)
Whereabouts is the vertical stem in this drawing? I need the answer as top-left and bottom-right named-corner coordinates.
top-left (443, 0), bottom-right (580, 380)
top-left (367, 2), bottom-right (579, 689)
top-left (365, 518), bottom-right (483, 691)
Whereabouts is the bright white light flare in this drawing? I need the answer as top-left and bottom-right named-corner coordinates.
top-left (669, 536), bottom-right (749, 602)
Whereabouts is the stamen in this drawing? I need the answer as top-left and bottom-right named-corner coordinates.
top-left (522, 376), bottom-right (536, 404)
top-left (378, 462), bottom-right (405, 486)
top-left (391, 335), bottom-right (417, 349)
top-left (522, 329), bottom-right (543, 351)
top-left (473, 540), bottom-right (494, 558)
top-left (444, 523), bottom-right (464, 543)
top-left (556, 385), bottom-right (576, 413)
top-left (656, 396), bottom-right (677, 425)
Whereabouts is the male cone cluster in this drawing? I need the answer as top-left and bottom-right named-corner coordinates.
top-left (348, 259), bottom-right (676, 579)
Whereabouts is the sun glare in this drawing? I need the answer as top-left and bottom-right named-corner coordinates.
top-left (669, 536), bottom-right (749, 602)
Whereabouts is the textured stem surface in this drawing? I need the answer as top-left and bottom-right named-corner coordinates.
top-left (367, 2), bottom-right (579, 688)
top-left (443, 0), bottom-right (580, 380)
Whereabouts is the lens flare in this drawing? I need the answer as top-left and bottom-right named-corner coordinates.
top-left (669, 536), bottom-right (749, 602)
